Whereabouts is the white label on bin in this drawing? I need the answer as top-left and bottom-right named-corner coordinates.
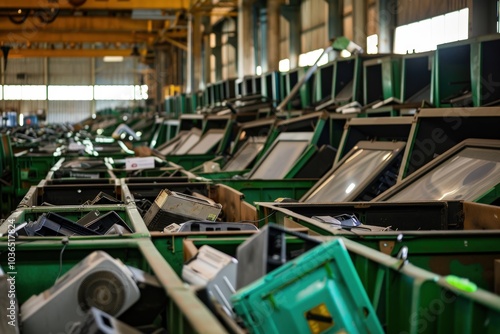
top-left (125, 157), bottom-right (155, 170)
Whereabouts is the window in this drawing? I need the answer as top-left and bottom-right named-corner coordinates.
top-left (4, 85), bottom-right (46, 100)
top-left (279, 59), bottom-right (290, 72)
top-left (367, 34), bottom-right (378, 54)
top-left (0, 85), bottom-right (148, 101)
top-left (94, 85), bottom-right (135, 100)
top-left (298, 49), bottom-right (328, 67)
top-left (134, 85), bottom-right (148, 100)
top-left (394, 8), bottom-right (468, 54)
top-left (48, 86), bottom-right (93, 100)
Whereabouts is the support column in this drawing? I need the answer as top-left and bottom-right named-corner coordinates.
top-left (281, 0), bottom-right (301, 69)
top-left (378, 0), bottom-right (396, 53)
top-left (187, 13), bottom-right (202, 93)
top-left (470, 0), bottom-right (497, 37)
top-left (324, 0), bottom-right (343, 41)
top-left (213, 26), bottom-right (223, 81)
top-left (266, 0), bottom-right (282, 72)
top-left (352, 0), bottom-right (366, 51)
top-left (238, 0), bottom-right (254, 77)
top-left (203, 16), bottom-right (212, 86)
top-left (259, 7), bottom-right (267, 72)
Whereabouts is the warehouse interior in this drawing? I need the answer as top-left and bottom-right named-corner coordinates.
top-left (1, 0), bottom-right (500, 333)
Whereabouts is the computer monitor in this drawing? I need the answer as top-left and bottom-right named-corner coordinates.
top-left (302, 141), bottom-right (406, 203)
top-left (378, 139), bottom-right (500, 203)
top-left (248, 132), bottom-right (314, 179)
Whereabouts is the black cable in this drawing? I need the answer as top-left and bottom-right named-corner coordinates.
top-left (55, 238), bottom-right (69, 283)
top-left (237, 210), bottom-right (276, 224)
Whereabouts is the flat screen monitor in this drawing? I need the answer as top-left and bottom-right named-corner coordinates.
top-left (186, 129), bottom-right (225, 155)
top-left (265, 73), bottom-right (273, 99)
top-left (236, 81), bottom-right (243, 97)
top-left (248, 132), bottom-right (314, 180)
top-left (380, 139), bottom-right (500, 202)
top-left (254, 76), bottom-right (262, 94)
top-left (224, 79), bottom-right (236, 99)
top-left (334, 58), bottom-right (355, 103)
top-left (314, 62), bottom-right (334, 103)
top-left (244, 77), bottom-right (253, 96)
top-left (364, 63), bottom-right (383, 105)
top-left (156, 131), bottom-right (189, 156)
top-left (302, 141), bottom-right (406, 203)
top-left (286, 69), bottom-right (302, 109)
top-left (172, 129), bottom-right (202, 155)
top-left (223, 137), bottom-right (267, 172)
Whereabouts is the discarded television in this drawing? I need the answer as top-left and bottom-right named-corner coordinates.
top-left (377, 139), bottom-right (500, 203)
top-left (248, 132), bottom-right (314, 179)
top-left (302, 141), bottom-right (406, 202)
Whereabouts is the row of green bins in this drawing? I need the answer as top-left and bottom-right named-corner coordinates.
top-left (0, 238), bottom-right (228, 333)
top-left (255, 200), bottom-right (500, 292)
top-left (192, 112), bottom-right (334, 204)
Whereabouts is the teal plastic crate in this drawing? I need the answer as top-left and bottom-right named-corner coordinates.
top-left (232, 238), bottom-right (383, 334)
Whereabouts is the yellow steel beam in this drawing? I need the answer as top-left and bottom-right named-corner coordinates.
top-left (0, 0), bottom-right (187, 10)
top-left (0, 17), bottom-right (159, 32)
top-left (0, 31), bottom-right (159, 44)
top-left (8, 48), bottom-right (136, 58)
top-left (160, 36), bottom-right (188, 50)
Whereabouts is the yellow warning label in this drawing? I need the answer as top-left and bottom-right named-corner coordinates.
top-left (305, 303), bottom-right (334, 334)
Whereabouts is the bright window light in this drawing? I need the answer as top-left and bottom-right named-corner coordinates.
top-left (367, 34), bottom-right (378, 54)
top-left (394, 8), bottom-right (468, 54)
top-left (340, 50), bottom-right (351, 58)
top-left (103, 56), bottom-right (124, 62)
top-left (279, 59), bottom-right (290, 72)
top-left (48, 86), bottom-right (93, 100)
top-left (298, 49), bottom-right (327, 67)
top-left (4, 85), bottom-right (46, 100)
top-left (256, 66), bottom-right (262, 75)
top-left (94, 85), bottom-right (135, 100)
top-left (134, 85), bottom-right (148, 100)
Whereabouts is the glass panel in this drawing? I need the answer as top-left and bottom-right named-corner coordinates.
top-left (187, 132), bottom-right (224, 154)
top-left (94, 85), bottom-right (135, 100)
top-left (388, 147), bottom-right (500, 201)
top-left (394, 9), bottom-right (468, 54)
top-left (48, 86), bottom-right (93, 101)
top-left (305, 149), bottom-right (393, 203)
top-left (173, 133), bottom-right (201, 155)
top-left (5, 85), bottom-right (46, 100)
top-left (224, 141), bottom-right (265, 172)
top-left (250, 141), bottom-right (309, 179)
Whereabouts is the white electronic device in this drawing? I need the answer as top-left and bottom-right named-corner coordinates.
top-left (21, 251), bottom-right (140, 334)
top-left (182, 245), bottom-right (237, 317)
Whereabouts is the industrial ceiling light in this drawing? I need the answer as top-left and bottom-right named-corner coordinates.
top-left (130, 45), bottom-right (140, 57)
top-left (9, 9), bottom-right (30, 24)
